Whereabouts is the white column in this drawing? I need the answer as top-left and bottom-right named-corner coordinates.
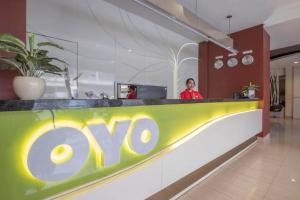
top-left (293, 67), bottom-right (300, 119)
top-left (285, 66), bottom-right (293, 118)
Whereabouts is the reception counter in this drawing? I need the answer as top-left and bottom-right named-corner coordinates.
top-left (0, 99), bottom-right (262, 200)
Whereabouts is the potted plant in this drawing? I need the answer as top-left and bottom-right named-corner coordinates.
top-left (0, 33), bottom-right (67, 100)
top-left (242, 82), bottom-right (260, 99)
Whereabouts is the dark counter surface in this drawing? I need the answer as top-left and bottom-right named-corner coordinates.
top-left (0, 98), bottom-right (259, 112)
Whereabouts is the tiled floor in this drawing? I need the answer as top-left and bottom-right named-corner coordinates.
top-left (177, 118), bottom-right (300, 200)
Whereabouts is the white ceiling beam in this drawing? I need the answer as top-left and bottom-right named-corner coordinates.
top-left (104, 0), bottom-right (237, 53)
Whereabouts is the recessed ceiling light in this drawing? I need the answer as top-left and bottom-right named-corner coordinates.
top-left (294, 61), bottom-right (299, 64)
top-left (128, 49), bottom-right (133, 53)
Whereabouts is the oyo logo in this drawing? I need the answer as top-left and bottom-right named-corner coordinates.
top-left (26, 118), bottom-right (159, 182)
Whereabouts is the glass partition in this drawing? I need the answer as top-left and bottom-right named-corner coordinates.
top-left (27, 0), bottom-right (202, 99)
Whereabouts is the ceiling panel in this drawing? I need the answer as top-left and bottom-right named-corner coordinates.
top-left (271, 52), bottom-right (300, 68)
top-left (178, 0), bottom-right (300, 50)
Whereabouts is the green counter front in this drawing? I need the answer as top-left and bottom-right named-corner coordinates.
top-left (0, 100), bottom-right (259, 200)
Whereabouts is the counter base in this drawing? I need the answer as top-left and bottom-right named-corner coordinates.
top-left (147, 136), bottom-right (257, 200)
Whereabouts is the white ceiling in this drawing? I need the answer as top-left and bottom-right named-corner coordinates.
top-left (178, 0), bottom-right (300, 50)
top-left (265, 1), bottom-right (300, 50)
top-left (266, 18), bottom-right (300, 50)
top-left (176, 0), bottom-right (300, 69)
top-left (178, 0), bottom-right (275, 33)
top-left (28, 0), bottom-right (300, 53)
top-left (271, 53), bottom-right (300, 69)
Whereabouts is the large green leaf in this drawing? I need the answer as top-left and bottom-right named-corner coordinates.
top-left (0, 33), bottom-right (26, 50)
top-left (0, 57), bottom-right (25, 76)
top-left (43, 71), bottom-right (62, 76)
top-left (0, 34), bottom-right (28, 57)
top-left (37, 42), bottom-right (64, 50)
top-left (15, 54), bottom-right (29, 66)
top-left (50, 57), bottom-right (68, 65)
top-left (26, 59), bottom-right (37, 73)
top-left (28, 33), bottom-right (35, 56)
top-left (37, 57), bottom-right (68, 65)
top-left (0, 43), bottom-right (29, 63)
top-left (38, 63), bottom-right (64, 74)
top-left (36, 49), bottom-right (49, 57)
top-left (0, 41), bottom-right (28, 56)
top-left (0, 33), bottom-right (67, 78)
top-left (0, 42), bottom-right (28, 57)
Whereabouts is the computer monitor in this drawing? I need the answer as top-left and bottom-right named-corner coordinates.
top-left (136, 85), bottom-right (167, 99)
top-left (116, 83), bottom-right (167, 99)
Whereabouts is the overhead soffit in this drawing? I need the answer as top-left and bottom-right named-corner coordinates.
top-left (104, 0), bottom-right (236, 52)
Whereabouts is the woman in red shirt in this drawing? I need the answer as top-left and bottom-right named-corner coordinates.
top-left (127, 85), bottom-right (137, 99)
top-left (180, 78), bottom-right (204, 100)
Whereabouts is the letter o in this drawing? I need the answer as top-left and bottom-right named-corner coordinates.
top-left (27, 127), bottom-right (90, 182)
top-left (129, 119), bottom-right (159, 155)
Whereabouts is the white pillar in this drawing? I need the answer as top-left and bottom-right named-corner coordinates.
top-left (285, 66), bottom-right (293, 118)
top-left (173, 65), bottom-right (179, 99)
top-left (293, 67), bottom-right (300, 119)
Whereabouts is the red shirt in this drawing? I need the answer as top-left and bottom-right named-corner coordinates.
top-left (127, 91), bottom-right (137, 99)
top-left (180, 89), bottom-right (204, 100)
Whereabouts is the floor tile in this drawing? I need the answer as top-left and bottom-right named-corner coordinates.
top-left (176, 194), bottom-right (191, 200)
top-left (176, 118), bottom-right (300, 200)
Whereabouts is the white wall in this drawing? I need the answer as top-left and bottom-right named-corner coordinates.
top-left (27, 0), bottom-right (200, 99)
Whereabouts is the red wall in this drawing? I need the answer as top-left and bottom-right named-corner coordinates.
top-left (0, 70), bottom-right (19, 99)
top-left (199, 25), bottom-right (270, 137)
top-left (0, 0), bottom-right (26, 41)
top-left (0, 0), bottom-right (26, 100)
top-left (261, 29), bottom-right (270, 137)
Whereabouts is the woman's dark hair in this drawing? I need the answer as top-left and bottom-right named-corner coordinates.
top-left (186, 78), bottom-right (195, 85)
top-left (129, 85), bottom-right (136, 91)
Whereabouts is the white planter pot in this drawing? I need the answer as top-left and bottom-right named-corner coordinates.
top-left (248, 89), bottom-right (256, 99)
top-left (13, 76), bottom-right (46, 100)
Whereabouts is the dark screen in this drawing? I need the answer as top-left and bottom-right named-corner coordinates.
top-left (136, 85), bottom-right (167, 99)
